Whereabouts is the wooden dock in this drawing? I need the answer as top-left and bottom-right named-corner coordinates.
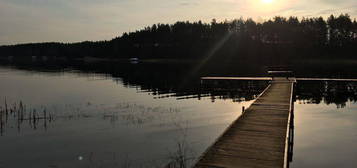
top-left (195, 77), bottom-right (295, 168)
top-left (201, 76), bottom-right (357, 82)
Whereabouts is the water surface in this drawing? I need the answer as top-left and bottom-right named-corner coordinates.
top-left (0, 62), bottom-right (356, 168)
top-left (0, 65), bottom-right (257, 168)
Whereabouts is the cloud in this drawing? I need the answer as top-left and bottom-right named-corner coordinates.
top-left (180, 1), bottom-right (199, 6)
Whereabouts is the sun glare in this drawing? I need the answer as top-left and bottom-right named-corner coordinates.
top-left (246, 0), bottom-right (292, 16)
top-left (262, 0), bottom-right (273, 4)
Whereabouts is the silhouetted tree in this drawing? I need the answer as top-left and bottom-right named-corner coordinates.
top-left (0, 14), bottom-right (356, 63)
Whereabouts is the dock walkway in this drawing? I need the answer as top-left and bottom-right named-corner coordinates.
top-left (195, 77), bottom-right (295, 168)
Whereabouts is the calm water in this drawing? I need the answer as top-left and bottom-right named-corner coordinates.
top-left (292, 101), bottom-right (357, 168)
top-left (0, 61), bottom-right (356, 168)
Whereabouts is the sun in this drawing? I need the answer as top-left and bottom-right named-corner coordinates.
top-left (247, 0), bottom-right (294, 15)
top-left (262, 0), bottom-right (274, 4)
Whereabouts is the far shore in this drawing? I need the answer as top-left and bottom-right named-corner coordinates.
top-left (1, 56), bottom-right (357, 66)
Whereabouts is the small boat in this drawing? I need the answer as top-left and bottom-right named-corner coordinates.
top-left (129, 57), bottom-right (139, 64)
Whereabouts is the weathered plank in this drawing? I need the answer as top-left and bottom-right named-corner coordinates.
top-left (194, 78), bottom-right (295, 168)
top-left (201, 76), bottom-right (357, 82)
top-left (201, 77), bottom-right (272, 81)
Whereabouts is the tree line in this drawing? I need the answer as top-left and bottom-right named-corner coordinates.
top-left (0, 14), bottom-right (356, 64)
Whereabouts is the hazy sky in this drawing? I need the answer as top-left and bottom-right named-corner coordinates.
top-left (0, 0), bottom-right (356, 45)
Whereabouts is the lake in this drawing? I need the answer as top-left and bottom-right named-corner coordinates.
top-left (0, 61), bottom-right (356, 168)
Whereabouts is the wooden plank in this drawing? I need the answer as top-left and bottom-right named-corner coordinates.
top-left (295, 78), bottom-right (357, 82)
top-left (194, 77), bottom-right (294, 168)
top-left (201, 77), bottom-right (272, 81)
top-left (201, 77), bottom-right (357, 82)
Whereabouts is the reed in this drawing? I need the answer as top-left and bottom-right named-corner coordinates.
top-left (0, 99), bottom-right (55, 134)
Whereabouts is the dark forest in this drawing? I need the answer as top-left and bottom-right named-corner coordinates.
top-left (0, 14), bottom-right (356, 64)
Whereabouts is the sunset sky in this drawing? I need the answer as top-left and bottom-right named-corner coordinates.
top-left (0, 0), bottom-right (356, 45)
